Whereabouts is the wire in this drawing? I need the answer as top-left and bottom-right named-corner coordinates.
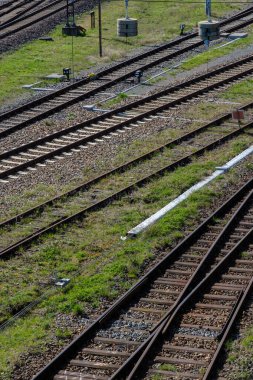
top-left (107, 1), bottom-right (253, 3)
top-left (72, 32), bottom-right (75, 79)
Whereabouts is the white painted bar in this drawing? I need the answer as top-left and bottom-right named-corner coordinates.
top-left (127, 145), bottom-right (253, 237)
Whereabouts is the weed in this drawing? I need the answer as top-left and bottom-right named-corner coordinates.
top-left (40, 245), bottom-right (61, 261)
top-left (228, 353), bottom-right (237, 363)
top-left (241, 251), bottom-right (250, 259)
top-left (242, 328), bottom-right (253, 349)
top-left (231, 140), bottom-right (249, 154)
top-left (159, 363), bottom-right (177, 371)
top-left (151, 374), bottom-right (163, 380)
top-left (55, 328), bottom-right (72, 340)
top-left (72, 304), bottom-right (84, 316)
top-left (67, 112), bottom-right (76, 120)
top-left (44, 119), bottom-right (54, 127)
top-left (225, 338), bottom-right (233, 351)
top-left (246, 163), bottom-right (253, 170)
top-left (148, 75), bottom-right (166, 84)
top-left (104, 92), bottom-right (128, 107)
top-left (199, 367), bottom-right (206, 375)
top-left (234, 372), bottom-right (252, 380)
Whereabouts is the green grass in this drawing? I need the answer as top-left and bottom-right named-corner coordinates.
top-left (151, 375), bottom-right (163, 380)
top-left (159, 363), bottom-right (177, 371)
top-left (242, 327), bottom-right (253, 349)
top-left (1, 11), bottom-right (253, 373)
top-left (223, 278), bottom-right (253, 379)
top-left (0, 0), bottom-right (246, 105)
top-left (0, 131), bottom-right (252, 377)
top-left (148, 75), bottom-right (167, 84)
top-left (224, 327), bottom-right (253, 380)
top-left (0, 121), bottom-right (196, 223)
top-left (221, 78), bottom-right (253, 103)
top-left (103, 92), bottom-right (128, 107)
top-left (0, 316), bottom-right (51, 380)
top-left (180, 24), bottom-right (253, 71)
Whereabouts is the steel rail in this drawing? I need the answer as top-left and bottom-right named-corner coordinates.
top-left (0, 0), bottom-right (32, 16)
top-left (0, 0), bottom-right (25, 12)
top-left (0, 37), bottom-right (196, 127)
top-left (0, 0), bottom-right (20, 11)
top-left (1, 5), bottom-right (253, 133)
top-left (0, 35), bottom-right (198, 139)
top-left (1, 53), bottom-right (253, 179)
top-left (0, 0), bottom-right (47, 26)
top-left (32, 179), bottom-right (253, 380)
top-left (0, 109), bottom-right (244, 229)
top-left (0, 0), bottom-right (79, 40)
top-left (0, 0), bottom-right (62, 28)
top-left (0, 121), bottom-right (251, 259)
top-left (126, 215), bottom-right (253, 379)
top-left (203, 275), bottom-right (253, 380)
top-left (112, 188), bottom-right (253, 379)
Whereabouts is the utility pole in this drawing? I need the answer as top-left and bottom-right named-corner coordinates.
top-left (72, 0), bottom-right (76, 26)
top-left (205, 0), bottom-right (211, 22)
top-left (66, 0), bottom-right (70, 26)
top-left (98, 0), bottom-right (102, 57)
top-left (125, 0), bottom-right (129, 19)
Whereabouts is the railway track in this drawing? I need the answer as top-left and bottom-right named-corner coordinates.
top-left (123, 193), bottom-right (253, 380)
top-left (1, 53), bottom-right (253, 182)
top-left (32, 178), bottom-right (253, 380)
top-left (1, 103), bottom-right (252, 259)
top-left (0, 0), bottom-right (50, 26)
top-left (0, 0), bottom-right (81, 39)
top-left (1, 5), bottom-right (253, 137)
top-left (0, 0), bottom-right (28, 12)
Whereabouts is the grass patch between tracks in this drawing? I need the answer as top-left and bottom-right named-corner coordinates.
top-left (0, 0), bottom-right (246, 106)
top-left (0, 132), bottom-right (252, 378)
top-left (180, 24), bottom-right (253, 72)
top-left (1, 7), bottom-right (253, 374)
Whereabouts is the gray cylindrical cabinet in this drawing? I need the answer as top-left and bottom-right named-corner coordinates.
top-left (117, 18), bottom-right (138, 37)
top-left (198, 20), bottom-right (220, 41)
